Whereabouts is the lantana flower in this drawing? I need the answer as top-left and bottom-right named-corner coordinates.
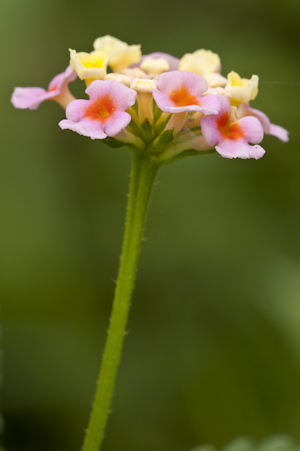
top-left (70, 49), bottom-right (108, 86)
top-left (152, 71), bottom-right (220, 114)
top-left (200, 94), bottom-right (265, 159)
top-left (93, 35), bottom-right (141, 72)
top-left (59, 80), bottom-right (137, 140)
top-left (237, 103), bottom-right (289, 142)
top-left (225, 71), bottom-right (259, 106)
top-left (11, 66), bottom-right (76, 110)
top-left (140, 57), bottom-right (170, 76)
top-left (135, 52), bottom-right (180, 71)
top-left (130, 78), bottom-right (157, 124)
top-left (179, 49), bottom-right (221, 75)
top-left (152, 71), bottom-right (220, 134)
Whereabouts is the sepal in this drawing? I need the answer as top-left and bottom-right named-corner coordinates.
top-left (151, 128), bottom-right (174, 153)
top-left (141, 119), bottom-right (154, 143)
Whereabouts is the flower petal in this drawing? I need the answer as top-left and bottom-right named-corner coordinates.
top-left (103, 111), bottom-right (132, 136)
top-left (86, 80), bottom-right (137, 111)
top-left (11, 87), bottom-right (47, 109)
top-left (216, 139), bottom-right (265, 159)
top-left (238, 116), bottom-right (264, 144)
top-left (200, 116), bottom-right (222, 146)
top-left (269, 123), bottom-right (289, 142)
top-left (133, 52), bottom-right (180, 71)
top-left (59, 118), bottom-right (107, 139)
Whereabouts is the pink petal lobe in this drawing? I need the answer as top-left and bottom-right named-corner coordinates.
top-left (198, 94), bottom-right (221, 115)
top-left (59, 118), bottom-right (107, 140)
top-left (200, 116), bottom-right (221, 146)
top-left (103, 111), bottom-right (132, 136)
top-left (238, 116), bottom-right (264, 144)
top-left (65, 99), bottom-right (91, 122)
top-left (269, 123), bottom-right (289, 142)
top-left (216, 140), bottom-right (266, 159)
top-left (11, 87), bottom-right (47, 109)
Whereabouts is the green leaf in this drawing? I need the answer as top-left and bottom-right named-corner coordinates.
top-left (102, 137), bottom-right (127, 149)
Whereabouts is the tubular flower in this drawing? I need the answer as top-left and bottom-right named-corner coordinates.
top-left (179, 49), bottom-right (221, 75)
top-left (130, 78), bottom-right (157, 124)
top-left (135, 52), bottom-right (180, 72)
top-left (152, 71), bottom-right (220, 115)
top-left (93, 35), bottom-right (141, 72)
top-left (59, 80), bottom-right (137, 140)
top-left (70, 49), bottom-right (108, 86)
top-left (11, 35), bottom-right (288, 161)
top-left (200, 94), bottom-right (265, 159)
top-left (237, 103), bottom-right (289, 142)
top-left (140, 57), bottom-right (170, 76)
top-left (225, 71), bottom-right (259, 106)
top-left (11, 66), bottom-right (76, 110)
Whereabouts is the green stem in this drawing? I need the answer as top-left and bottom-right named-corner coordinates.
top-left (82, 150), bottom-right (160, 451)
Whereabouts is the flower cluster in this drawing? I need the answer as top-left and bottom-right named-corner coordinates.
top-left (11, 35), bottom-right (289, 161)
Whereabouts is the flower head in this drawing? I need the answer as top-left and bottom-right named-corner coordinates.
top-left (152, 71), bottom-right (220, 115)
top-left (59, 80), bottom-right (137, 140)
top-left (11, 36), bottom-right (289, 162)
top-left (11, 66), bottom-right (76, 110)
top-left (200, 94), bottom-right (265, 159)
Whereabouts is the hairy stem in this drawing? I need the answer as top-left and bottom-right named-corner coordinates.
top-left (82, 150), bottom-right (160, 451)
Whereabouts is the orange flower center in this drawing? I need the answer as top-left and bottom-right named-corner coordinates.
top-left (169, 85), bottom-right (199, 107)
top-left (84, 94), bottom-right (115, 122)
top-left (47, 84), bottom-right (58, 93)
top-left (217, 113), bottom-right (244, 140)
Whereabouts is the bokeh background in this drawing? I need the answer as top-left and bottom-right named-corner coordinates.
top-left (1, 0), bottom-right (300, 450)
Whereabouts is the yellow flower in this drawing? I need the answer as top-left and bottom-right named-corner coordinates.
top-left (225, 71), bottom-right (259, 106)
top-left (93, 35), bottom-right (141, 72)
top-left (179, 49), bottom-right (221, 75)
top-left (69, 49), bottom-right (108, 86)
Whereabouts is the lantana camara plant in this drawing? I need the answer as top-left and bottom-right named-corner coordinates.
top-left (11, 35), bottom-right (289, 451)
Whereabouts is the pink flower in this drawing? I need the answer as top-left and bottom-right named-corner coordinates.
top-left (11, 66), bottom-right (76, 110)
top-left (200, 94), bottom-right (265, 159)
top-left (59, 80), bottom-right (137, 140)
top-left (237, 103), bottom-right (289, 142)
top-left (152, 71), bottom-right (220, 115)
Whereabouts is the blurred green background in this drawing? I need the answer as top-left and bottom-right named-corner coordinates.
top-left (1, 0), bottom-right (300, 450)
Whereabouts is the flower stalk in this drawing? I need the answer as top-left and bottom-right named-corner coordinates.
top-left (82, 150), bottom-right (160, 451)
